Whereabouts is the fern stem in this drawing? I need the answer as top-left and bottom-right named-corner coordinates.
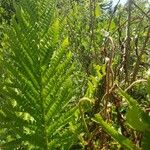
top-left (78, 97), bottom-right (94, 137)
top-left (39, 47), bottom-right (49, 149)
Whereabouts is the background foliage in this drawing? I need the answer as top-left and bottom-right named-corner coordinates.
top-left (0, 0), bottom-right (150, 149)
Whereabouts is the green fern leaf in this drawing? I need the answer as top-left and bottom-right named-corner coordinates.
top-left (0, 0), bottom-right (81, 149)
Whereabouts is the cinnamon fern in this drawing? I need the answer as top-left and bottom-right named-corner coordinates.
top-left (0, 0), bottom-right (80, 149)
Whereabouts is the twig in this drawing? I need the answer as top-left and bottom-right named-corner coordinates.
top-left (124, 0), bottom-right (132, 84)
top-left (102, 36), bottom-right (115, 120)
top-left (132, 26), bottom-right (150, 82)
top-left (132, 0), bottom-right (150, 20)
top-left (125, 79), bottom-right (147, 92)
top-left (107, 0), bottom-right (121, 31)
top-left (111, 17), bottom-right (140, 36)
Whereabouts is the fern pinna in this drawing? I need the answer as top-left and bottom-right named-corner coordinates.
top-left (0, 0), bottom-right (80, 149)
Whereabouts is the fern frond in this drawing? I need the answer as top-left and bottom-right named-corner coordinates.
top-left (0, 0), bottom-right (80, 149)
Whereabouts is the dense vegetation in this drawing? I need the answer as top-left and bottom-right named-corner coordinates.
top-left (0, 0), bottom-right (150, 149)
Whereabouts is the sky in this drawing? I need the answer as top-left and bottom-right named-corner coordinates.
top-left (112, 0), bottom-right (127, 6)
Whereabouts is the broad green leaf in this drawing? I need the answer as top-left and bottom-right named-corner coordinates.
top-left (95, 4), bottom-right (101, 18)
top-left (126, 107), bottom-right (149, 131)
top-left (142, 131), bottom-right (150, 150)
top-left (118, 88), bottom-right (150, 131)
top-left (93, 114), bottom-right (139, 150)
top-left (146, 77), bottom-right (150, 98)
